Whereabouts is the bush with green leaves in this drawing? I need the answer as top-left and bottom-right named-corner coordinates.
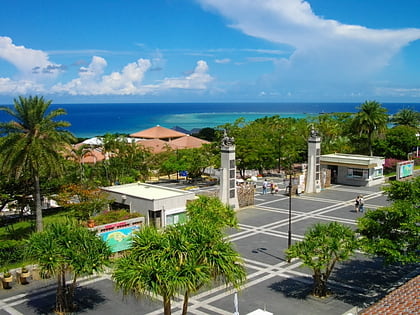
top-left (92, 209), bottom-right (142, 226)
top-left (0, 239), bottom-right (26, 267)
top-left (286, 222), bottom-right (358, 297)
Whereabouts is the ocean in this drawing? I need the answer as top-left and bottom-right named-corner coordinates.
top-left (0, 102), bottom-right (418, 138)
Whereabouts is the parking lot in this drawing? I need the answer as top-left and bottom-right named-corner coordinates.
top-left (1, 181), bottom-right (418, 315)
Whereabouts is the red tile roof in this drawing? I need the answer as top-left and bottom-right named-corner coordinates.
top-left (136, 138), bottom-right (175, 153)
top-left (360, 274), bottom-right (420, 315)
top-left (170, 135), bottom-right (210, 149)
top-left (130, 125), bottom-right (187, 139)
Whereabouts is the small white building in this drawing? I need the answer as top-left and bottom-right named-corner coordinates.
top-left (101, 183), bottom-right (197, 227)
top-left (320, 153), bottom-right (385, 187)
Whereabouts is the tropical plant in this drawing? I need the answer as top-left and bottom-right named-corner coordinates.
top-left (92, 209), bottom-right (142, 226)
top-left (390, 108), bottom-right (420, 130)
top-left (357, 176), bottom-right (420, 264)
top-left (286, 222), bottom-right (358, 297)
top-left (373, 125), bottom-right (418, 159)
top-left (25, 219), bottom-right (111, 314)
top-left (0, 96), bottom-right (75, 231)
top-left (56, 184), bottom-right (111, 221)
top-left (352, 100), bottom-right (388, 156)
top-left (382, 175), bottom-right (420, 203)
top-left (357, 201), bottom-right (419, 264)
top-left (113, 196), bottom-right (246, 315)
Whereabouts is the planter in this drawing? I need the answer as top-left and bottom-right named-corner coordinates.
top-left (18, 270), bottom-right (31, 284)
top-left (2, 275), bottom-right (12, 283)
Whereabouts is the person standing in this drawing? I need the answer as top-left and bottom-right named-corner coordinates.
top-left (354, 196), bottom-right (360, 212)
top-left (262, 179), bottom-right (268, 195)
top-left (359, 195), bottom-right (364, 212)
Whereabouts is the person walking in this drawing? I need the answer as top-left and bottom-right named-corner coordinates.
top-left (354, 196), bottom-right (360, 212)
top-left (359, 195), bottom-right (364, 212)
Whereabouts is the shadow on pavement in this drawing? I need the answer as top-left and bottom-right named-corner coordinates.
top-left (26, 286), bottom-right (107, 315)
top-left (267, 256), bottom-right (419, 310)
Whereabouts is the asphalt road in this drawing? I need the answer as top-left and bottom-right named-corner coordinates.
top-left (1, 181), bottom-right (419, 315)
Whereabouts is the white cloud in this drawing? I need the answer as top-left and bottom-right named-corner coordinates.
top-left (0, 36), bottom-right (214, 96)
top-left (0, 36), bottom-right (64, 80)
top-left (146, 60), bottom-right (213, 91)
top-left (215, 58), bottom-right (231, 64)
top-left (196, 0), bottom-right (420, 96)
top-left (51, 58), bottom-right (213, 95)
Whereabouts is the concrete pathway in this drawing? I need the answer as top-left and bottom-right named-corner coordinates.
top-left (1, 182), bottom-right (418, 315)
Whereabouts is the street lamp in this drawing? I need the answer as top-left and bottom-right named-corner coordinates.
top-left (278, 135), bottom-right (283, 173)
top-left (287, 172), bottom-right (292, 262)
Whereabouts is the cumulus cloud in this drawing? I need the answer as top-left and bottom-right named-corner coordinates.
top-left (196, 0), bottom-right (420, 95)
top-left (51, 58), bottom-right (213, 95)
top-left (0, 36), bottom-right (214, 96)
top-left (0, 36), bottom-right (64, 80)
top-left (145, 60), bottom-right (213, 91)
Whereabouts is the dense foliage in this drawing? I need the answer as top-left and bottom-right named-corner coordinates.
top-left (113, 196), bottom-right (246, 315)
top-left (25, 219), bottom-right (111, 314)
top-left (286, 222), bottom-right (358, 297)
top-left (357, 176), bottom-right (420, 264)
top-left (0, 96), bottom-right (75, 231)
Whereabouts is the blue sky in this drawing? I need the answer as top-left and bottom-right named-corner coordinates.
top-left (1, 0), bottom-right (420, 103)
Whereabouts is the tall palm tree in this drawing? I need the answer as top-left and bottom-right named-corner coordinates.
top-left (391, 108), bottom-right (420, 130)
top-left (113, 196), bottom-right (246, 315)
top-left (26, 219), bottom-right (111, 313)
top-left (0, 96), bottom-right (75, 231)
top-left (352, 100), bottom-right (388, 156)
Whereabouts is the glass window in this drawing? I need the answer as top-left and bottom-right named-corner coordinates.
top-left (373, 168), bottom-right (383, 178)
top-left (347, 168), bottom-right (366, 179)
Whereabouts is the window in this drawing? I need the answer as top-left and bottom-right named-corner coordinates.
top-left (166, 212), bottom-right (187, 226)
top-left (373, 167), bottom-right (383, 178)
top-left (347, 168), bottom-right (368, 179)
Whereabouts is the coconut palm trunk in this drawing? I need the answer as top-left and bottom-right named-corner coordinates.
top-left (33, 172), bottom-right (43, 232)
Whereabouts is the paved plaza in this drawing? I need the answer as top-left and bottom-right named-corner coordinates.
top-left (1, 181), bottom-right (419, 315)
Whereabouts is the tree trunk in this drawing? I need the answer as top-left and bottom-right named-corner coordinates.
top-left (163, 295), bottom-right (172, 315)
top-left (56, 270), bottom-right (66, 314)
top-left (312, 272), bottom-right (329, 297)
top-left (34, 172), bottom-right (43, 232)
top-left (182, 290), bottom-right (189, 315)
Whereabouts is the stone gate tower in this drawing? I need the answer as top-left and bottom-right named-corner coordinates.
top-left (305, 127), bottom-right (322, 193)
top-left (219, 131), bottom-right (239, 209)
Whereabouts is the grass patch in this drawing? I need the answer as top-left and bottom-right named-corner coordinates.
top-left (0, 208), bottom-right (74, 241)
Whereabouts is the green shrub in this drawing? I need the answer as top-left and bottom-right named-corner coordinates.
top-left (0, 239), bottom-right (26, 267)
top-left (92, 210), bottom-right (142, 226)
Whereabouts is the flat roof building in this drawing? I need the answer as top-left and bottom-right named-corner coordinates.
top-left (320, 153), bottom-right (385, 187)
top-left (101, 183), bottom-right (197, 227)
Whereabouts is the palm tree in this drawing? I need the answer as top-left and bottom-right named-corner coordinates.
top-left (113, 196), bottom-right (246, 315)
top-left (352, 100), bottom-right (388, 156)
top-left (25, 219), bottom-right (111, 314)
top-left (0, 96), bottom-right (75, 231)
top-left (113, 226), bottom-right (185, 315)
top-left (286, 222), bottom-right (358, 297)
top-left (391, 108), bottom-right (420, 130)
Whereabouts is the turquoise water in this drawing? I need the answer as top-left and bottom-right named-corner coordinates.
top-left (1, 102), bottom-right (418, 138)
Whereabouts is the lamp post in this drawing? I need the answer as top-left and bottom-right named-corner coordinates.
top-left (278, 135), bottom-right (283, 173)
top-left (287, 172), bottom-right (292, 262)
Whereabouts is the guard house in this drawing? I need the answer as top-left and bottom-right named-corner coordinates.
top-left (101, 183), bottom-right (197, 227)
top-left (320, 153), bottom-right (385, 187)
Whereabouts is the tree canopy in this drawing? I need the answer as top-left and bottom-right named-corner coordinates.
top-left (352, 100), bottom-right (388, 156)
top-left (113, 196), bottom-right (246, 315)
top-left (357, 176), bottom-right (420, 264)
top-left (25, 219), bottom-right (111, 313)
top-left (286, 222), bottom-right (358, 297)
top-left (0, 96), bottom-right (75, 231)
